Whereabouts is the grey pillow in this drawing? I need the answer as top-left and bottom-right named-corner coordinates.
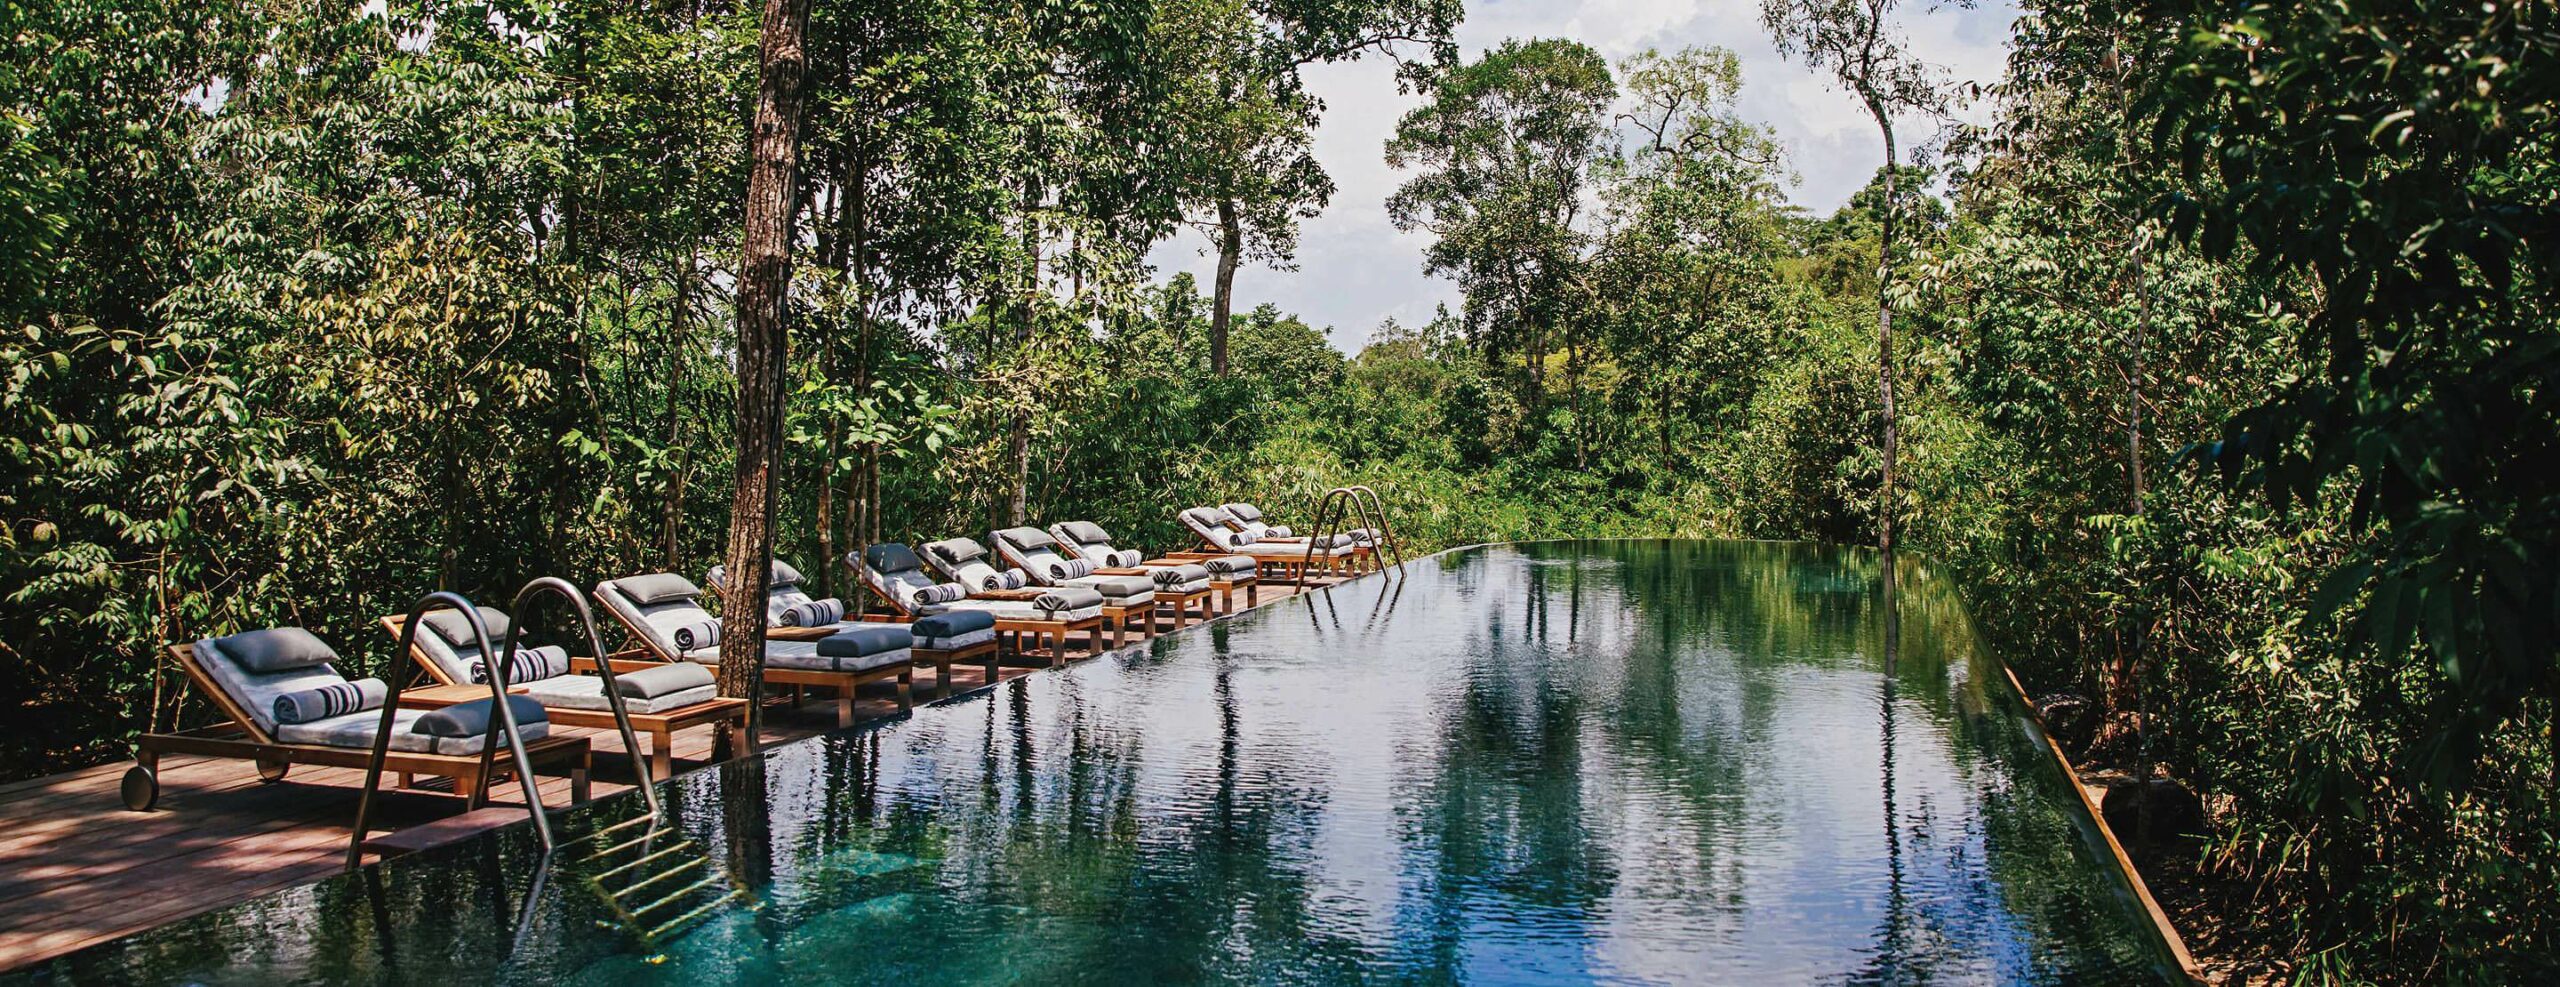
top-left (927, 537), bottom-right (989, 566)
top-left (617, 573), bottom-right (701, 606)
top-left (412, 695), bottom-right (550, 737)
top-left (420, 606), bottom-right (511, 651)
top-left (864, 543), bottom-right (924, 575)
top-left (210, 627), bottom-right (339, 673)
top-left (1057, 520), bottom-right (1112, 546)
top-left (996, 526), bottom-right (1057, 551)
top-left (615, 662), bottom-right (716, 699)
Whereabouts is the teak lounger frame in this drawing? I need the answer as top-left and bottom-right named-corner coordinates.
top-left (378, 614), bottom-right (751, 781)
top-left (592, 592), bottom-right (912, 728)
top-left (125, 643), bottom-right (594, 812)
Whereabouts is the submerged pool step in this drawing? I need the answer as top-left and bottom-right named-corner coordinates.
top-left (567, 814), bottom-right (757, 950)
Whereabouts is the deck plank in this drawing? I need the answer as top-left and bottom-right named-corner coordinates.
top-left (0, 580), bottom-right (1322, 971)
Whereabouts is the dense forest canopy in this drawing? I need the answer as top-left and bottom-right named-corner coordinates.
top-left (2, 0), bottom-right (2554, 979)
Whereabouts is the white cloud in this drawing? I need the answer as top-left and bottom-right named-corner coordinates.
top-left (1143, 0), bottom-right (2018, 352)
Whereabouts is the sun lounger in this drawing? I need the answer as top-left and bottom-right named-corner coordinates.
top-left (122, 627), bottom-right (592, 811)
top-left (991, 526), bottom-right (1159, 645)
top-left (380, 606), bottom-right (748, 780)
top-left (1177, 506), bottom-right (1353, 581)
top-left (595, 572), bottom-right (912, 727)
top-left (1049, 519), bottom-right (1255, 618)
top-left (916, 537), bottom-right (1109, 663)
top-left (1221, 501), bottom-right (1379, 553)
top-left (704, 558), bottom-right (857, 631)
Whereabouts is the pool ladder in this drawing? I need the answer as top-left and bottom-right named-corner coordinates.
top-left (1298, 485), bottom-right (1402, 579)
top-left (572, 814), bottom-right (755, 950)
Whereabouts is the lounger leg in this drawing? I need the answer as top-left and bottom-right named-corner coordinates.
top-left (896, 669), bottom-right (913, 711)
top-left (572, 759), bottom-right (592, 803)
top-left (649, 729), bottom-right (673, 782)
top-left (458, 772), bottom-right (483, 808)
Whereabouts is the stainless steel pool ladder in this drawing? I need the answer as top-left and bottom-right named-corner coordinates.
top-left (508, 575), bottom-right (664, 823)
top-left (1298, 486), bottom-right (1403, 579)
top-left (350, 591), bottom-right (553, 870)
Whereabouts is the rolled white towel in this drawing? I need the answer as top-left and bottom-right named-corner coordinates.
top-left (273, 678), bottom-right (388, 725)
top-left (1103, 548), bottom-right (1144, 568)
top-left (672, 619), bottom-right (720, 651)
top-left (1049, 557), bottom-right (1097, 581)
top-left (1202, 555), bottom-right (1257, 577)
top-left (982, 569), bottom-right (1028, 591)
top-left (911, 582), bottom-right (969, 607)
top-left (472, 644), bottom-right (569, 685)
top-left (778, 598), bottom-right (846, 627)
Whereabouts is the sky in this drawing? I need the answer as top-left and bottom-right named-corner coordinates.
top-left (1143, 0), bottom-right (2023, 352)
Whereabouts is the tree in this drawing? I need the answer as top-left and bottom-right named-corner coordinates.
top-left (1161, 0), bottom-right (1459, 376)
top-left (1386, 38), bottom-right (1616, 439)
top-left (1760, 0), bottom-right (1952, 554)
top-left (714, 0), bottom-right (817, 744)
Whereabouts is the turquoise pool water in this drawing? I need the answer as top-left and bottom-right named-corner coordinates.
top-left (14, 541), bottom-right (2174, 984)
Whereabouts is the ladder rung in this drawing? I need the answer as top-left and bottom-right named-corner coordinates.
top-left (629, 874), bottom-right (730, 919)
top-left (612, 857), bottom-right (710, 901)
top-left (641, 889), bottom-right (748, 942)
top-left (593, 840), bottom-right (701, 882)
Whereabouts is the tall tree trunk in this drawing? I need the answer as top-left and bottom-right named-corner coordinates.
top-left (1004, 185), bottom-right (1037, 527)
top-left (1872, 112), bottom-right (1899, 557)
top-left (1211, 196), bottom-right (1241, 376)
top-left (662, 250), bottom-right (694, 569)
top-left (716, 0), bottom-right (814, 748)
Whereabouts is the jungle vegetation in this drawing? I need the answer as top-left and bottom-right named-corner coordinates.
top-left (2, 0), bottom-right (2553, 980)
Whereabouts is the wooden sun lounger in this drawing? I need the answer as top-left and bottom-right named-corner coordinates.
top-left (125, 644), bottom-right (593, 812)
top-left (847, 574), bottom-right (1002, 695)
top-left (378, 615), bottom-right (751, 781)
top-left (592, 591), bottom-right (911, 729)
top-left (858, 558), bottom-right (1104, 667)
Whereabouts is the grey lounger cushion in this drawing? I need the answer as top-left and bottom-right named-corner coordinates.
top-left (525, 674), bottom-right (717, 714)
top-left (420, 606), bottom-right (512, 654)
top-left (209, 627), bottom-right (338, 673)
top-left (274, 707), bottom-right (552, 756)
top-left (911, 610), bottom-right (996, 639)
top-left (615, 661), bottom-right (716, 698)
top-left (619, 572), bottom-right (703, 606)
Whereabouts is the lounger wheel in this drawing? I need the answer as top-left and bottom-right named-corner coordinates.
top-left (121, 764), bottom-right (159, 811)
top-left (255, 754), bottom-right (291, 783)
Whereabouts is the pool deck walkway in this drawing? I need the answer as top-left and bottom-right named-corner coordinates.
top-left (0, 579), bottom-right (1333, 972)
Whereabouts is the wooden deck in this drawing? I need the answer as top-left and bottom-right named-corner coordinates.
top-left (0, 579), bottom-right (1334, 972)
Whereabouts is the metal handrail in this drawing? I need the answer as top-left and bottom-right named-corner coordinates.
top-left (1346, 485), bottom-right (1404, 570)
top-left (351, 591), bottom-right (554, 870)
top-left (1338, 487), bottom-right (1390, 575)
top-left (1296, 487), bottom-right (1359, 581)
top-left (509, 576), bottom-right (662, 824)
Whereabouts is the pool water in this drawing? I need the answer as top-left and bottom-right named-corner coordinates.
top-left (15, 541), bottom-right (2175, 984)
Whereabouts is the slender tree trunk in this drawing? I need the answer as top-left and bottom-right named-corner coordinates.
top-left (663, 250), bottom-right (694, 569)
top-left (716, 0), bottom-right (814, 747)
top-left (1004, 185), bottom-right (1037, 527)
top-left (1872, 113), bottom-right (1899, 556)
top-left (1211, 197), bottom-right (1241, 376)
top-left (2127, 243), bottom-right (2148, 510)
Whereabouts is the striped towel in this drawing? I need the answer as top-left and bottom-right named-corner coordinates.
top-left (1201, 555), bottom-right (1256, 577)
top-left (912, 582), bottom-right (969, 606)
top-left (1265, 525), bottom-right (1295, 537)
top-left (1048, 558), bottom-right (1097, 581)
top-left (982, 569), bottom-right (1028, 591)
top-left (1102, 549), bottom-right (1144, 568)
top-left (672, 619), bottom-right (721, 651)
top-left (273, 677), bottom-right (388, 725)
top-left (779, 598), bottom-right (846, 627)
top-left (471, 645), bottom-right (569, 685)
top-left (1147, 563), bottom-right (1211, 588)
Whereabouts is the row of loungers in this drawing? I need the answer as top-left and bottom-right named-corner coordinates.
top-left (118, 503), bottom-right (1382, 826)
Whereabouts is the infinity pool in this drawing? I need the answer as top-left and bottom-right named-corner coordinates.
top-left (14, 541), bottom-right (2174, 984)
